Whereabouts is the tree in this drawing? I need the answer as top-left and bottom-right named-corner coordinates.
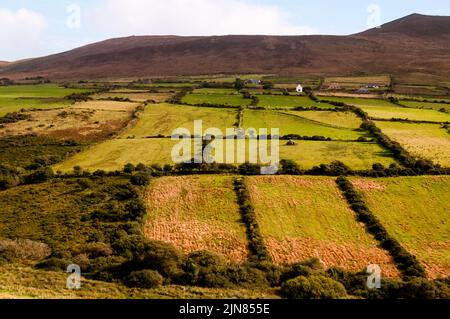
top-left (234, 78), bottom-right (245, 91)
top-left (125, 270), bottom-right (164, 288)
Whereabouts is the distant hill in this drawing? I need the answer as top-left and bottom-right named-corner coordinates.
top-left (0, 13), bottom-right (449, 80)
top-left (0, 61), bottom-right (10, 68)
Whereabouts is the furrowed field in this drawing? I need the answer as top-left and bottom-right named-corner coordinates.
top-left (375, 121), bottom-right (450, 166)
top-left (351, 176), bottom-right (450, 278)
top-left (144, 176), bottom-right (248, 261)
top-left (245, 176), bottom-right (399, 276)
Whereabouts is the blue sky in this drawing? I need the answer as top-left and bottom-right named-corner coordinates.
top-left (1, 0), bottom-right (449, 61)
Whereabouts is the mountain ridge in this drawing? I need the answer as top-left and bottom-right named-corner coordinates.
top-left (1, 13), bottom-right (449, 80)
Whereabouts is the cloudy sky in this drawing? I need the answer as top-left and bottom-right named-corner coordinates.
top-left (1, 0), bottom-right (449, 61)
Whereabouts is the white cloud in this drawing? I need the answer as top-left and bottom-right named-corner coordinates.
top-left (0, 8), bottom-right (47, 61)
top-left (91, 0), bottom-right (317, 36)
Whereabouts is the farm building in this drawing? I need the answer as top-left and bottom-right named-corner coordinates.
top-left (296, 84), bottom-right (304, 93)
top-left (355, 87), bottom-right (370, 94)
top-left (366, 83), bottom-right (380, 89)
top-left (246, 79), bottom-right (261, 85)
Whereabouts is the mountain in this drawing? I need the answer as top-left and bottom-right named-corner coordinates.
top-left (1, 13), bottom-right (449, 80)
top-left (0, 61), bottom-right (10, 68)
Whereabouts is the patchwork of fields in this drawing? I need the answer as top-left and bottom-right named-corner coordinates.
top-left (245, 176), bottom-right (399, 276)
top-left (1, 80), bottom-right (450, 298)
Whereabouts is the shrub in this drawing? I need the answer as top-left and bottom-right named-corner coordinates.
top-left (130, 172), bottom-right (151, 186)
top-left (125, 270), bottom-right (164, 288)
top-left (0, 238), bottom-right (51, 262)
top-left (281, 275), bottom-right (347, 299)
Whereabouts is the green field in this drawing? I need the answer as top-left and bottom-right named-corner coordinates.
top-left (245, 176), bottom-right (399, 275)
top-left (285, 110), bottom-right (363, 129)
top-left (144, 175), bottom-right (248, 261)
top-left (352, 176), bottom-right (450, 278)
top-left (256, 95), bottom-right (332, 109)
top-left (0, 84), bottom-right (90, 116)
top-left (182, 93), bottom-right (250, 106)
top-left (124, 103), bottom-right (238, 138)
top-left (279, 141), bottom-right (396, 170)
top-left (0, 84), bottom-right (90, 98)
top-left (375, 121), bottom-right (450, 166)
top-left (0, 98), bottom-right (72, 117)
top-left (53, 138), bottom-right (185, 172)
top-left (321, 96), bottom-right (450, 122)
top-left (400, 100), bottom-right (450, 112)
top-left (242, 109), bottom-right (366, 140)
top-left (192, 88), bottom-right (239, 94)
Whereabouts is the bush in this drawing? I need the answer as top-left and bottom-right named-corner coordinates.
top-left (0, 238), bottom-right (51, 262)
top-left (281, 275), bottom-right (347, 299)
top-left (125, 270), bottom-right (164, 288)
top-left (130, 172), bottom-right (151, 186)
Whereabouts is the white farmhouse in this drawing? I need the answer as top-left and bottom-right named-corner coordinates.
top-left (296, 84), bottom-right (304, 93)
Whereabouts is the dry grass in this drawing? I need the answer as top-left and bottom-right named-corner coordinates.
top-left (246, 176), bottom-right (400, 277)
top-left (71, 100), bottom-right (140, 112)
top-left (0, 108), bottom-right (133, 142)
top-left (92, 92), bottom-right (172, 103)
top-left (144, 176), bottom-right (248, 262)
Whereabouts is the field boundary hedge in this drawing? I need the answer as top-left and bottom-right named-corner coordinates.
top-left (233, 177), bottom-right (272, 264)
top-left (335, 176), bottom-right (426, 278)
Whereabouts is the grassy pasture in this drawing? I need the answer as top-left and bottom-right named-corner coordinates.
top-left (400, 100), bottom-right (450, 112)
top-left (92, 92), bottom-right (171, 103)
top-left (0, 108), bottom-right (133, 143)
top-left (53, 138), bottom-right (188, 172)
top-left (284, 110), bottom-right (363, 129)
top-left (0, 98), bottom-right (72, 117)
top-left (256, 95), bottom-right (332, 109)
top-left (352, 176), bottom-right (450, 278)
top-left (192, 88), bottom-right (239, 94)
top-left (0, 84), bottom-right (90, 99)
top-left (144, 176), bottom-right (248, 261)
top-left (54, 137), bottom-right (397, 172)
top-left (242, 110), bottom-right (366, 140)
top-left (123, 103), bottom-right (238, 138)
top-left (279, 141), bottom-right (396, 170)
top-left (245, 176), bottom-right (399, 276)
top-left (322, 96), bottom-right (450, 122)
top-left (375, 121), bottom-right (450, 166)
top-left (182, 93), bottom-right (251, 107)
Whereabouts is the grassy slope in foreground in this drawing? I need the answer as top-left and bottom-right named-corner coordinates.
top-left (375, 121), bottom-right (450, 167)
top-left (242, 109), bottom-right (366, 140)
top-left (351, 176), bottom-right (450, 278)
top-left (245, 176), bottom-right (399, 277)
top-left (123, 103), bottom-right (238, 138)
top-left (0, 264), bottom-right (277, 299)
top-left (144, 176), bottom-right (248, 262)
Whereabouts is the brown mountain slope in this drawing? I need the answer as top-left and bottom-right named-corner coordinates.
top-left (1, 14), bottom-right (449, 80)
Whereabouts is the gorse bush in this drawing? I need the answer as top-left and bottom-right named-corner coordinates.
top-left (125, 270), bottom-right (164, 288)
top-left (281, 275), bottom-right (347, 299)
